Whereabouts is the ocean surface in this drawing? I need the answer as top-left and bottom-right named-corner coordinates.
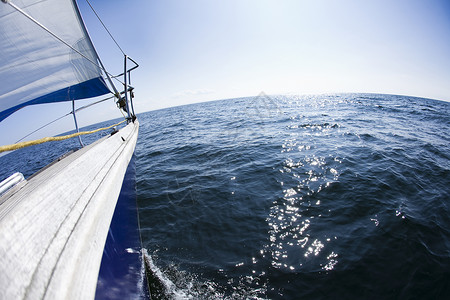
top-left (1, 93), bottom-right (449, 299)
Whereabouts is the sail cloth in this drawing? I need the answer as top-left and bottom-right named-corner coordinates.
top-left (0, 0), bottom-right (110, 122)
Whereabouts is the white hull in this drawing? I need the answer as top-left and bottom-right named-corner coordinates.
top-left (0, 120), bottom-right (139, 299)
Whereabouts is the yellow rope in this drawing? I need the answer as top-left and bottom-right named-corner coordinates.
top-left (0, 119), bottom-right (127, 153)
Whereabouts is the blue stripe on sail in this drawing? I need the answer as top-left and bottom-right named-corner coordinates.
top-left (0, 77), bottom-right (110, 122)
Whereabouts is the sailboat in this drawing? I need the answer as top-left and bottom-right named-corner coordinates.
top-left (0, 0), bottom-right (144, 298)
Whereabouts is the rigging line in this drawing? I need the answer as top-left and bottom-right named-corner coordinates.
top-left (2, 120), bottom-right (127, 153)
top-left (119, 105), bottom-right (127, 119)
top-left (5, 1), bottom-right (126, 88)
top-left (74, 95), bottom-right (115, 113)
top-left (15, 95), bottom-right (116, 143)
top-left (84, 0), bottom-right (125, 56)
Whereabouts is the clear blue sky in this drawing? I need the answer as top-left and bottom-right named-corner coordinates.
top-left (1, 0), bottom-right (450, 146)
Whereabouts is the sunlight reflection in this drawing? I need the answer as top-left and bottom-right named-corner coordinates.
top-left (263, 117), bottom-right (341, 272)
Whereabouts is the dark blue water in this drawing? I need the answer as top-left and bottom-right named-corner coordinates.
top-left (1, 93), bottom-right (449, 299)
top-left (136, 94), bottom-right (450, 299)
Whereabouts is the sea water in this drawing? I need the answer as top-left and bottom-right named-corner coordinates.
top-left (1, 93), bottom-right (449, 299)
top-left (136, 93), bottom-right (449, 299)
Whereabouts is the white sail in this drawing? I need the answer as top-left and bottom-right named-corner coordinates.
top-left (0, 0), bottom-right (110, 121)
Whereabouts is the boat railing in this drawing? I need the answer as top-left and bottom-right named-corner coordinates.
top-left (112, 55), bottom-right (139, 122)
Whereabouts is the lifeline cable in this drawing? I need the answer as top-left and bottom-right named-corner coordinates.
top-left (15, 95), bottom-right (116, 143)
top-left (0, 120), bottom-right (126, 153)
